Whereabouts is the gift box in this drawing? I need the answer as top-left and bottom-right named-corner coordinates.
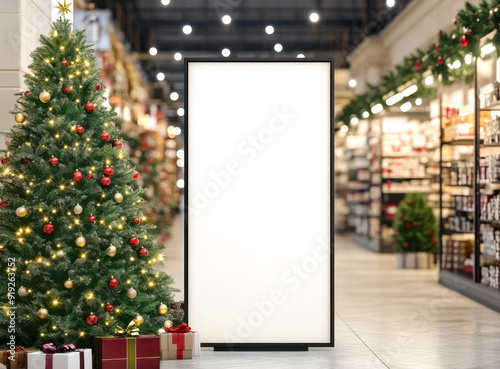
top-left (159, 332), bottom-right (194, 360)
top-left (1, 348), bottom-right (38, 369)
top-left (96, 336), bottom-right (159, 369)
top-left (192, 332), bottom-right (200, 357)
top-left (27, 349), bottom-right (91, 369)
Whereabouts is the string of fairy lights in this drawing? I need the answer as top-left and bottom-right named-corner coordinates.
top-left (2, 20), bottom-right (171, 339)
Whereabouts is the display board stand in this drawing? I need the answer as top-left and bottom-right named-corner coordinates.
top-left (184, 59), bottom-right (334, 350)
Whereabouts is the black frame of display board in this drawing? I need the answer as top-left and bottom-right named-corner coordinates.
top-left (184, 58), bottom-right (335, 350)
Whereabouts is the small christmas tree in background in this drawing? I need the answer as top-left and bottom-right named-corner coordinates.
top-left (0, 19), bottom-right (182, 347)
top-left (392, 193), bottom-right (438, 253)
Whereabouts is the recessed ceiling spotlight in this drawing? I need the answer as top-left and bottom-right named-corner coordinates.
top-left (348, 78), bottom-right (357, 88)
top-left (156, 72), bottom-right (165, 81)
top-left (309, 12), bottom-right (320, 23)
top-left (177, 108), bottom-right (185, 117)
top-left (183, 25), bottom-right (192, 35)
top-left (297, 54), bottom-right (305, 58)
top-left (274, 43), bottom-right (283, 52)
top-left (161, 0), bottom-right (170, 5)
top-left (149, 47), bottom-right (158, 56)
top-left (170, 92), bottom-right (179, 101)
top-left (265, 25), bottom-right (274, 35)
top-left (174, 52), bottom-right (182, 61)
top-left (386, 0), bottom-right (396, 8)
top-left (222, 15), bottom-right (231, 24)
top-left (222, 48), bottom-right (231, 57)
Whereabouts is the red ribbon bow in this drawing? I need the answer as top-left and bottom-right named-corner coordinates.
top-left (15, 346), bottom-right (24, 352)
top-left (41, 343), bottom-right (76, 353)
top-left (165, 323), bottom-right (191, 333)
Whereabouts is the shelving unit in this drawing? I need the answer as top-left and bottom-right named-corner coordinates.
top-left (438, 53), bottom-right (500, 312)
top-left (334, 133), bottom-right (351, 233)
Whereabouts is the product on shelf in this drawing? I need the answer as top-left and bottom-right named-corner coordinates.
top-left (441, 238), bottom-right (473, 272)
top-left (482, 225), bottom-right (500, 260)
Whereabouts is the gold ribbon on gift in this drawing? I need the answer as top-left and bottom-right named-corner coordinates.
top-left (127, 337), bottom-right (136, 369)
top-left (114, 321), bottom-right (140, 337)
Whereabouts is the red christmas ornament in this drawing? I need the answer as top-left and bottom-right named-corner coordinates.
top-left (428, 230), bottom-right (433, 235)
top-left (406, 223), bottom-right (411, 228)
top-left (85, 102), bottom-right (95, 113)
top-left (76, 126), bottom-right (84, 135)
top-left (73, 170), bottom-right (83, 182)
top-left (104, 303), bottom-right (113, 312)
top-left (460, 35), bottom-right (469, 47)
top-left (43, 223), bottom-right (54, 234)
top-left (431, 238), bottom-right (436, 243)
top-left (133, 218), bottom-right (141, 225)
top-left (61, 59), bottom-right (69, 67)
top-left (408, 199), bottom-right (414, 205)
top-left (49, 156), bottom-right (59, 166)
top-left (100, 176), bottom-right (111, 186)
top-left (453, 19), bottom-right (458, 25)
top-left (113, 140), bottom-right (123, 148)
top-left (438, 31), bottom-right (443, 38)
top-left (413, 221), bottom-right (418, 227)
top-left (89, 215), bottom-right (96, 223)
top-left (110, 122), bottom-right (116, 127)
top-left (23, 158), bottom-right (31, 164)
top-left (104, 167), bottom-right (114, 176)
top-left (95, 84), bottom-right (102, 91)
top-left (395, 232), bottom-right (400, 237)
top-left (109, 277), bottom-right (119, 289)
top-left (415, 60), bottom-right (421, 70)
top-left (86, 313), bottom-right (98, 326)
top-left (399, 215), bottom-right (405, 220)
top-left (87, 174), bottom-right (93, 180)
top-left (23, 91), bottom-right (31, 97)
top-left (133, 171), bottom-right (140, 180)
top-left (101, 131), bottom-right (111, 142)
top-left (403, 242), bottom-right (409, 248)
top-left (174, 309), bottom-right (178, 313)
top-left (0, 200), bottom-right (8, 207)
top-left (64, 87), bottom-right (72, 94)
top-left (1, 157), bottom-right (9, 165)
top-left (435, 44), bottom-right (440, 51)
top-left (130, 237), bottom-right (139, 247)
top-left (138, 248), bottom-right (149, 257)
top-left (437, 56), bottom-right (444, 65)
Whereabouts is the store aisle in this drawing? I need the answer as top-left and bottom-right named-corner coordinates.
top-left (160, 232), bottom-right (500, 368)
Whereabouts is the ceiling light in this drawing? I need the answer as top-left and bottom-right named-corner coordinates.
top-left (182, 25), bottom-right (192, 35)
top-left (400, 102), bottom-right (412, 112)
top-left (482, 43), bottom-right (495, 55)
top-left (172, 127), bottom-right (181, 135)
top-left (177, 149), bottom-right (184, 159)
top-left (386, 92), bottom-right (404, 106)
top-left (149, 47), bottom-right (158, 56)
top-left (170, 92), bottom-right (179, 101)
top-left (362, 111), bottom-right (370, 119)
top-left (424, 76), bottom-right (434, 85)
top-left (161, 0), bottom-right (170, 5)
top-left (452, 60), bottom-right (461, 69)
top-left (265, 25), bottom-right (274, 34)
top-left (402, 84), bottom-right (418, 97)
top-left (309, 12), bottom-right (319, 23)
top-left (274, 43), bottom-right (283, 52)
top-left (297, 54), bottom-right (305, 58)
top-left (415, 98), bottom-right (423, 106)
top-left (464, 54), bottom-right (472, 64)
top-left (386, 0), bottom-right (396, 7)
top-left (222, 15), bottom-right (231, 24)
top-left (350, 117), bottom-right (359, 125)
top-left (177, 179), bottom-right (185, 188)
top-left (340, 125), bottom-right (348, 133)
top-left (156, 72), bottom-right (165, 81)
top-left (348, 79), bottom-right (357, 88)
top-left (177, 108), bottom-right (185, 117)
top-left (222, 48), bottom-right (231, 57)
top-left (174, 52), bottom-right (182, 61)
top-left (371, 104), bottom-right (383, 114)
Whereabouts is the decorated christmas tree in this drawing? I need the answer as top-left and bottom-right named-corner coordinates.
top-left (0, 19), bottom-right (181, 347)
top-left (391, 193), bottom-right (438, 253)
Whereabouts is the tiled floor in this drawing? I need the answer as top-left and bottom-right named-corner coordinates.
top-left (160, 220), bottom-right (500, 368)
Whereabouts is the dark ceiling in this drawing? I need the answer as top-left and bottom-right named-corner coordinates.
top-left (93, 0), bottom-right (412, 107)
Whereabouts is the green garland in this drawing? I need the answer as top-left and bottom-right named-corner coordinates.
top-left (337, 0), bottom-right (500, 128)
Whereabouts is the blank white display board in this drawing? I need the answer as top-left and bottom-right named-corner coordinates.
top-left (186, 60), bottom-right (333, 349)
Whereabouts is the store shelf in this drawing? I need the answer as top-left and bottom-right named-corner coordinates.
top-left (483, 254), bottom-right (500, 262)
top-left (480, 100), bottom-right (500, 111)
top-left (441, 139), bottom-right (474, 146)
top-left (382, 177), bottom-right (431, 181)
top-left (441, 229), bottom-right (474, 235)
top-left (482, 142), bottom-right (500, 147)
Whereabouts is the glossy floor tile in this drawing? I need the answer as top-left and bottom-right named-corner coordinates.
top-left (160, 222), bottom-right (500, 368)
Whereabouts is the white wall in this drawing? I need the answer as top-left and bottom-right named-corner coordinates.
top-left (0, 0), bottom-right (52, 148)
top-left (349, 0), bottom-right (482, 94)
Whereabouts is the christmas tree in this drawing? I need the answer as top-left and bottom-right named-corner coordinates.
top-left (0, 19), bottom-right (181, 347)
top-left (391, 193), bottom-right (438, 253)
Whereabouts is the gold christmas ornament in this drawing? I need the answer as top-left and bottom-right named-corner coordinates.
top-left (106, 245), bottom-right (117, 257)
top-left (16, 206), bottom-right (28, 218)
top-left (75, 236), bottom-right (86, 247)
top-left (163, 319), bottom-right (173, 329)
top-left (39, 91), bottom-right (51, 103)
top-left (14, 113), bottom-right (25, 123)
top-left (113, 192), bottom-right (123, 204)
top-left (158, 303), bottom-right (168, 315)
top-left (74, 204), bottom-right (83, 214)
top-left (5, 137), bottom-right (12, 147)
top-left (63, 279), bottom-right (74, 290)
top-left (127, 288), bottom-right (137, 299)
top-left (18, 286), bottom-right (27, 297)
top-left (37, 308), bottom-right (49, 319)
top-left (133, 314), bottom-right (144, 326)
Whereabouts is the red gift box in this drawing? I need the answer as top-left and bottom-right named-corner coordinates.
top-left (96, 336), bottom-right (159, 369)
